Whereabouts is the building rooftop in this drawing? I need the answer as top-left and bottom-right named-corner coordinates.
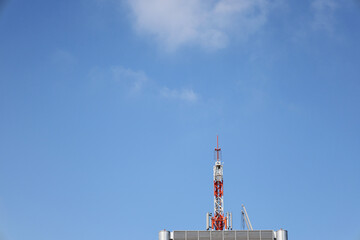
top-left (159, 230), bottom-right (288, 240)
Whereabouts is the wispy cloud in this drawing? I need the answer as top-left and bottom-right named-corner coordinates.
top-left (111, 66), bottom-right (148, 92)
top-left (127, 0), bottom-right (272, 51)
top-left (52, 49), bottom-right (77, 64)
top-left (160, 87), bottom-right (198, 102)
top-left (51, 49), bottom-right (78, 72)
top-left (311, 0), bottom-right (338, 32)
top-left (103, 66), bottom-right (199, 102)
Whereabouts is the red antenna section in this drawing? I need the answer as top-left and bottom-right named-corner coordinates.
top-left (211, 136), bottom-right (226, 230)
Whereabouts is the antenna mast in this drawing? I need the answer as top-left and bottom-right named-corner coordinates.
top-left (241, 204), bottom-right (253, 230)
top-left (211, 136), bottom-right (226, 230)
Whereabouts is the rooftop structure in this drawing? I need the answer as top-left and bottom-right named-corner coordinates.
top-left (159, 137), bottom-right (288, 240)
top-left (211, 136), bottom-right (228, 230)
top-left (159, 230), bottom-right (288, 240)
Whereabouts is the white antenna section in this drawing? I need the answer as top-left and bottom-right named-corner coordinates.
top-left (241, 204), bottom-right (253, 230)
top-left (206, 213), bottom-right (212, 230)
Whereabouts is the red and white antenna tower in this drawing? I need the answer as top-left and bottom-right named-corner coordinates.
top-left (206, 136), bottom-right (232, 231)
top-left (207, 136), bottom-right (232, 231)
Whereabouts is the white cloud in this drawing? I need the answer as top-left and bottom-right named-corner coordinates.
top-left (52, 49), bottom-right (77, 69)
top-left (128, 0), bottom-right (271, 50)
top-left (111, 66), bottom-right (148, 92)
top-left (109, 66), bottom-right (199, 102)
top-left (160, 87), bottom-right (198, 102)
top-left (311, 0), bottom-right (337, 32)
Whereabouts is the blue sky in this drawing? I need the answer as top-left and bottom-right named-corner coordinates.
top-left (0, 0), bottom-right (360, 239)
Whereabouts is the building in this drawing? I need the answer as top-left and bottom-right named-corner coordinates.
top-left (159, 230), bottom-right (288, 240)
top-left (159, 137), bottom-right (288, 240)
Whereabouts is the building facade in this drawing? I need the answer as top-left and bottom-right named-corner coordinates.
top-left (159, 230), bottom-right (288, 240)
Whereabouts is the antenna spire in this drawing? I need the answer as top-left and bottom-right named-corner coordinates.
top-left (211, 136), bottom-right (226, 230)
top-left (215, 135), bottom-right (221, 162)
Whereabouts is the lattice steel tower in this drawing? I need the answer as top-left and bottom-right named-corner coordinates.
top-left (159, 136), bottom-right (289, 240)
top-left (210, 136), bottom-right (228, 230)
